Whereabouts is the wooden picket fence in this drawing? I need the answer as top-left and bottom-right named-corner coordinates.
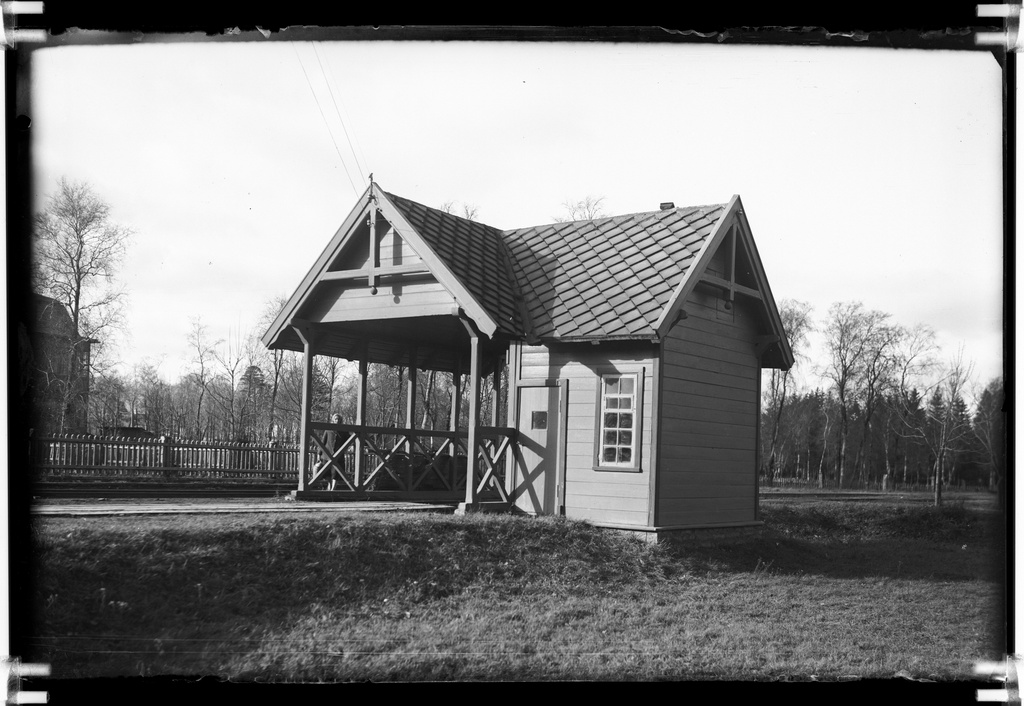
top-left (30, 433), bottom-right (303, 482)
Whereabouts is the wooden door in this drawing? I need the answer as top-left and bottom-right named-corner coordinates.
top-left (514, 383), bottom-right (562, 515)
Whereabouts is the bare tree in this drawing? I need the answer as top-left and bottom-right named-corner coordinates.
top-left (187, 319), bottom-right (217, 439)
top-left (209, 329), bottom-right (248, 440)
top-left (33, 177), bottom-right (134, 369)
top-left (851, 320), bottom-right (904, 484)
top-left (973, 377), bottom-right (1006, 504)
top-left (439, 201), bottom-right (479, 221)
top-left (894, 344), bottom-right (975, 506)
top-left (820, 302), bottom-right (898, 487)
top-left (555, 195), bottom-right (606, 222)
top-left (761, 299), bottom-right (813, 485)
top-left (254, 296), bottom-right (293, 440)
top-left (31, 177), bottom-right (133, 433)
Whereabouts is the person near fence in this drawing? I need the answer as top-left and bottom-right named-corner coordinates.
top-left (316, 413), bottom-right (346, 490)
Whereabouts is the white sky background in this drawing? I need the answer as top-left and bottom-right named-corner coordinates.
top-left (28, 39), bottom-right (1005, 395)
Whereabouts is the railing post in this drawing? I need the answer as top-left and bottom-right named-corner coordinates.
top-left (464, 330), bottom-right (480, 506)
top-left (160, 435), bottom-right (173, 478)
top-left (293, 322), bottom-right (317, 492)
top-left (406, 347), bottom-right (417, 490)
top-left (356, 356), bottom-right (367, 489)
top-left (505, 343), bottom-right (518, 498)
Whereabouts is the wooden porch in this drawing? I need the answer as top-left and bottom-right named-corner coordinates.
top-left (285, 317), bottom-right (520, 511)
top-left (262, 184), bottom-right (529, 511)
top-left (297, 421), bottom-right (516, 505)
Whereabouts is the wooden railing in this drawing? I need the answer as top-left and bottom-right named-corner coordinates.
top-left (31, 434), bottom-right (300, 482)
top-left (31, 424), bottom-right (520, 495)
top-left (304, 423), bottom-right (518, 498)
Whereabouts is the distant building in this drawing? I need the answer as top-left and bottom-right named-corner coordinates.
top-left (26, 293), bottom-right (95, 435)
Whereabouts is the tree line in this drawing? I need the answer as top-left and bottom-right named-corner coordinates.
top-left (761, 300), bottom-right (1005, 505)
top-left (85, 297), bottom-right (506, 446)
top-left (27, 177), bottom-right (1004, 506)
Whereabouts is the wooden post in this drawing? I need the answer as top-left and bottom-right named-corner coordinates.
top-left (504, 343), bottom-right (518, 498)
top-left (450, 352), bottom-right (462, 432)
top-left (160, 435), bottom-right (174, 479)
top-left (367, 200), bottom-right (378, 291)
top-left (406, 348), bottom-right (418, 448)
top-left (491, 362), bottom-right (501, 427)
top-left (490, 360), bottom-right (502, 493)
top-left (465, 332), bottom-right (480, 506)
top-left (406, 347), bottom-right (418, 489)
top-left (293, 324), bottom-right (316, 492)
top-left (355, 354), bottom-right (367, 489)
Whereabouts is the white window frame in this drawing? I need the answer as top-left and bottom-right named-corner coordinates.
top-left (593, 371), bottom-right (643, 472)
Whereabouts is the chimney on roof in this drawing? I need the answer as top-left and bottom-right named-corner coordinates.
top-left (660, 202), bottom-right (674, 210)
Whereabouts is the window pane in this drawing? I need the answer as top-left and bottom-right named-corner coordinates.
top-left (618, 412), bottom-right (633, 429)
top-left (618, 430), bottom-right (632, 446)
top-left (606, 397), bottom-right (620, 410)
top-left (617, 447), bottom-right (632, 464)
top-left (619, 377), bottom-right (634, 394)
top-left (604, 412), bottom-right (618, 428)
top-left (605, 377), bottom-right (619, 394)
top-left (603, 447), bottom-right (617, 463)
top-left (604, 430), bottom-right (617, 444)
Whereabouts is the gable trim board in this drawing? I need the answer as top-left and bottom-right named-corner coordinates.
top-left (653, 195), bottom-right (793, 370)
top-left (263, 185), bottom-right (503, 352)
top-left (375, 190), bottom-right (501, 338)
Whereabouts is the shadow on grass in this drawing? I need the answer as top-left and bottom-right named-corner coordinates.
top-left (663, 504), bottom-right (1005, 583)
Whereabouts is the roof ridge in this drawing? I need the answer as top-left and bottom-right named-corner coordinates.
top-left (501, 202), bottom-right (728, 234)
top-left (383, 190), bottom-right (506, 236)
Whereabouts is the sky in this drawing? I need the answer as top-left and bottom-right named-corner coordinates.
top-left (24, 36), bottom-right (1005, 397)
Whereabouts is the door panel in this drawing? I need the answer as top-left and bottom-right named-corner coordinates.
top-left (514, 384), bottom-right (560, 515)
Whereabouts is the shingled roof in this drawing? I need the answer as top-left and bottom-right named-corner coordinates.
top-left (385, 192), bottom-right (523, 337)
top-left (264, 183), bottom-right (792, 368)
top-left (380, 191), bottom-right (729, 342)
top-left (501, 205), bottom-right (726, 341)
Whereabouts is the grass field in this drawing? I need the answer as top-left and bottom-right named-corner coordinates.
top-left (22, 492), bottom-right (1005, 682)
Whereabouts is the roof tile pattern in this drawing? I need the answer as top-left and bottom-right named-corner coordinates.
top-left (385, 192), bottom-right (524, 337)
top-left (382, 190), bottom-right (726, 342)
top-left (501, 205), bottom-right (725, 340)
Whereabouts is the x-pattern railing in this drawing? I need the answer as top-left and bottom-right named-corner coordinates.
top-left (306, 422), bottom-right (517, 496)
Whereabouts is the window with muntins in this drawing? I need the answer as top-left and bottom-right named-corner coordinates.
top-left (599, 374), bottom-right (637, 466)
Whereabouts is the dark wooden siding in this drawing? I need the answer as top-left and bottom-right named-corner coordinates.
top-left (657, 288), bottom-right (760, 527)
top-left (519, 343), bottom-right (655, 527)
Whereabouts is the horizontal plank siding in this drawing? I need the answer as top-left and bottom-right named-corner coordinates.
top-left (518, 343), bottom-right (655, 527)
top-left (661, 351), bottom-right (759, 381)
top-left (565, 494), bottom-right (648, 512)
top-left (661, 377), bottom-right (758, 403)
top-left (659, 430), bottom-right (756, 451)
top-left (658, 470), bottom-right (758, 486)
top-left (660, 446), bottom-right (756, 463)
top-left (657, 290), bottom-right (761, 528)
top-left (308, 279), bottom-right (456, 323)
top-left (660, 400), bottom-right (758, 424)
top-left (658, 484), bottom-right (757, 500)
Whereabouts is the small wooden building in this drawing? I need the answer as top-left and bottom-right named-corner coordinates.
top-left (262, 181), bottom-right (792, 539)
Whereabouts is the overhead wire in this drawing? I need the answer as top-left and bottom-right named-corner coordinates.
top-left (292, 43), bottom-right (360, 199)
top-left (313, 41), bottom-right (370, 186)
